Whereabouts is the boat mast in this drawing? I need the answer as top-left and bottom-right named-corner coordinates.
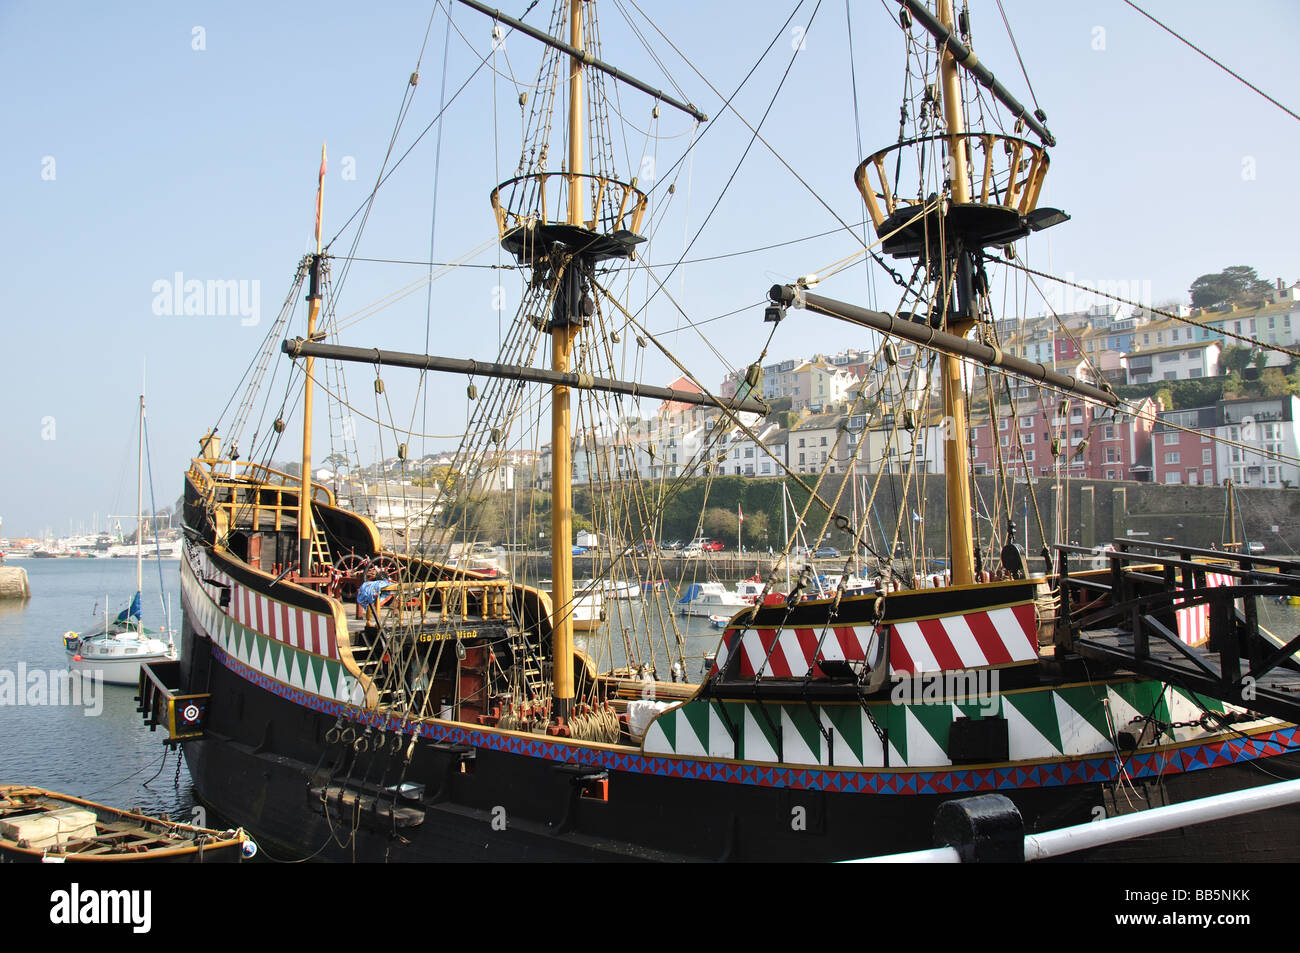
top-left (548, 0), bottom-right (585, 722)
top-left (935, 0), bottom-right (975, 587)
top-left (136, 390), bottom-right (145, 602)
top-left (298, 144), bottom-right (327, 577)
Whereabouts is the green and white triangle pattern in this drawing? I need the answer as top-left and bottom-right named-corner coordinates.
top-left (1052, 690), bottom-right (1113, 756)
top-left (740, 705), bottom-right (779, 762)
top-left (1001, 695), bottom-right (1062, 761)
top-left (780, 707), bottom-right (822, 765)
top-left (641, 677), bottom-right (1255, 767)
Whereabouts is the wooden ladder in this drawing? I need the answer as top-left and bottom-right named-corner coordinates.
top-left (310, 524), bottom-right (333, 572)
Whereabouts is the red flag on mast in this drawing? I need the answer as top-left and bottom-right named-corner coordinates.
top-left (738, 504), bottom-right (744, 523)
top-left (314, 142), bottom-right (327, 248)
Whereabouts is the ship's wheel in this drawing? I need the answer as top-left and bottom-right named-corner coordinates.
top-left (371, 554), bottom-right (402, 582)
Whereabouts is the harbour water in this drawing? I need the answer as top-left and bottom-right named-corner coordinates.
top-left (0, 557), bottom-right (197, 822)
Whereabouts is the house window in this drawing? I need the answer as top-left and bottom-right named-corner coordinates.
top-left (1165, 452), bottom-right (1180, 465)
top-left (798, 438), bottom-right (805, 448)
top-left (999, 419), bottom-right (1009, 431)
top-left (1165, 472), bottom-right (1182, 485)
top-left (820, 436), bottom-right (827, 446)
top-left (1024, 450), bottom-right (1036, 462)
top-left (1020, 415), bottom-right (1034, 428)
top-left (798, 453), bottom-right (805, 464)
top-left (1163, 432), bottom-right (1179, 446)
top-left (1105, 426), bottom-right (1116, 440)
top-left (1203, 449), bottom-right (1212, 464)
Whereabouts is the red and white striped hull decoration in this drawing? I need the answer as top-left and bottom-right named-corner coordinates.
top-left (889, 604), bottom-right (1038, 675)
top-left (709, 602), bottom-right (1038, 678)
top-left (1175, 572), bottom-right (1232, 647)
top-left (190, 548), bottom-right (340, 660)
top-left (710, 625), bottom-right (883, 678)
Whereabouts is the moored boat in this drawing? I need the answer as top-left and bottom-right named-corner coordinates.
top-left (0, 784), bottom-right (252, 862)
top-left (63, 392), bottom-right (175, 685)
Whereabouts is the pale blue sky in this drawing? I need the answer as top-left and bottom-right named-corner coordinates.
top-left (2, 0), bottom-right (1297, 537)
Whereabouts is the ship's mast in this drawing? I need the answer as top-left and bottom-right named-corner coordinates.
top-left (299, 144), bottom-right (326, 577)
top-left (548, 0), bottom-right (584, 721)
top-left (136, 390), bottom-right (145, 600)
top-left (936, 0), bottom-right (975, 586)
top-left (844, 0), bottom-right (1068, 583)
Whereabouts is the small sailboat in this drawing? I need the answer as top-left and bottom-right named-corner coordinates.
top-left (63, 392), bottom-right (175, 685)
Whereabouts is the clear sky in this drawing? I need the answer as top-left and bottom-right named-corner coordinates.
top-left (2, 0), bottom-right (1297, 538)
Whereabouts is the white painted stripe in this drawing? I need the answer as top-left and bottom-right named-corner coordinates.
top-left (939, 613), bottom-right (988, 668)
top-left (894, 621), bottom-right (940, 673)
top-left (740, 630), bottom-right (769, 676)
top-left (987, 606), bottom-right (1036, 661)
top-left (777, 628), bottom-right (809, 676)
top-left (712, 636), bottom-right (730, 674)
top-left (820, 628), bottom-right (847, 662)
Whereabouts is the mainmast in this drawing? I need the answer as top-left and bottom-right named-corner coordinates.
top-left (935, 0), bottom-right (975, 586)
top-left (845, 0), bottom-right (1069, 583)
top-left (549, 0), bottom-right (585, 722)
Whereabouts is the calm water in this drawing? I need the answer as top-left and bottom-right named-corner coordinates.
top-left (0, 557), bottom-right (196, 820)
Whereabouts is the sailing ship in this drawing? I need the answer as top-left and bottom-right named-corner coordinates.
top-left (140, 0), bottom-right (1300, 861)
top-left (65, 392), bottom-right (176, 685)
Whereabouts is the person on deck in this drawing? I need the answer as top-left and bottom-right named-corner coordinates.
top-left (356, 568), bottom-right (391, 621)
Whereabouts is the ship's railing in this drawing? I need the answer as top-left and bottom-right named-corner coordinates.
top-left (854, 133), bottom-right (1050, 233)
top-left (377, 579), bottom-right (513, 626)
top-left (189, 457), bottom-right (335, 506)
top-left (490, 172), bottom-right (649, 243)
top-left (1054, 540), bottom-right (1300, 723)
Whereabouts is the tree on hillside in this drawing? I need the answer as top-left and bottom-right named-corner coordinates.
top-left (1218, 345), bottom-right (1255, 377)
top-left (1189, 266), bottom-right (1271, 310)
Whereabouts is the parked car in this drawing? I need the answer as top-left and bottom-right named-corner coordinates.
top-left (813, 546), bottom-right (839, 558)
top-left (702, 539), bottom-right (725, 552)
top-left (662, 539), bottom-right (682, 551)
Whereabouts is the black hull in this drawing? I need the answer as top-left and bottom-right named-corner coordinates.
top-left (181, 638), bottom-right (1300, 863)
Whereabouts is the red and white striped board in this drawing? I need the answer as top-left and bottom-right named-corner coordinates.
top-left (889, 603), bottom-right (1038, 675)
top-left (709, 602), bottom-right (1038, 678)
top-left (1175, 571), bottom-right (1233, 647)
top-left (193, 548), bottom-right (339, 660)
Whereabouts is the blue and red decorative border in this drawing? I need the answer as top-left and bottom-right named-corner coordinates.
top-left (210, 645), bottom-right (1300, 796)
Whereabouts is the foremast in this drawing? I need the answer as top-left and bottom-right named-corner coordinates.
top-left (298, 144), bottom-right (327, 577)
